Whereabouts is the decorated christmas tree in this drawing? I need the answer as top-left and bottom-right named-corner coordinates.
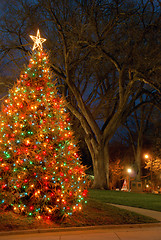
top-left (0, 30), bottom-right (88, 220)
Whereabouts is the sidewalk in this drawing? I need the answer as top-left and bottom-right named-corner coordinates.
top-left (108, 204), bottom-right (161, 221)
top-left (0, 224), bottom-right (161, 240)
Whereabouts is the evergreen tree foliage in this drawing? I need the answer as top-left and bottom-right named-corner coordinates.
top-left (0, 37), bottom-right (88, 220)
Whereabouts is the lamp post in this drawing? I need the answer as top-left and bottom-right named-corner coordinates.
top-left (144, 154), bottom-right (152, 181)
top-left (144, 154), bottom-right (153, 189)
top-left (127, 168), bottom-right (132, 192)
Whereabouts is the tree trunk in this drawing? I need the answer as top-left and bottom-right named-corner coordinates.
top-left (92, 143), bottom-right (109, 189)
top-left (135, 142), bottom-right (142, 181)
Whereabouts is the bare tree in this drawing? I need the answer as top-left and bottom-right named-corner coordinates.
top-left (124, 102), bottom-right (154, 181)
top-left (0, 0), bottom-right (161, 189)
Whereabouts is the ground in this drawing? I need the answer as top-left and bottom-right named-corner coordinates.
top-left (0, 198), bottom-right (157, 232)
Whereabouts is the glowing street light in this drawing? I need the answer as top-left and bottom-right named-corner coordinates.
top-left (144, 153), bottom-right (153, 186)
top-left (144, 154), bottom-right (149, 159)
top-left (127, 168), bottom-right (132, 192)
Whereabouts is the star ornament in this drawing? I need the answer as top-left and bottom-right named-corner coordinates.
top-left (30, 29), bottom-right (46, 51)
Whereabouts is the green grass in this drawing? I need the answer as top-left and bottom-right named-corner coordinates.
top-left (1, 190), bottom-right (160, 231)
top-left (89, 189), bottom-right (161, 212)
top-left (0, 199), bottom-right (157, 231)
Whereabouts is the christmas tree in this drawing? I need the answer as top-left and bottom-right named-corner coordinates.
top-left (0, 30), bottom-right (88, 220)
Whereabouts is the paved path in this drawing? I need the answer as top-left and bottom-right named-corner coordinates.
top-left (0, 225), bottom-right (161, 240)
top-left (108, 204), bottom-right (161, 221)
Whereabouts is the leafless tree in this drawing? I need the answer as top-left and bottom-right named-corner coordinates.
top-left (124, 102), bottom-right (154, 181)
top-left (0, 0), bottom-right (161, 189)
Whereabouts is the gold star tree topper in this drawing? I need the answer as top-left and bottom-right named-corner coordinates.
top-left (30, 29), bottom-right (46, 50)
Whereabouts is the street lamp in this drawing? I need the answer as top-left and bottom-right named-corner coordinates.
top-left (127, 168), bottom-right (132, 192)
top-left (144, 154), bottom-right (152, 183)
top-left (144, 154), bottom-right (149, 159)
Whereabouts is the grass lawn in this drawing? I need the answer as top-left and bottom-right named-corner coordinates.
top-left (0, 198), bottom-right (158, 232)
top-left (89, 189), bottom-right (161, 212)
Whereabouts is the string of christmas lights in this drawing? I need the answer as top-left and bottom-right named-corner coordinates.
top-left (0, 31), bottom-right (88, 220)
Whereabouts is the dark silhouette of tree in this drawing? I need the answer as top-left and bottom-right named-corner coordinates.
top-left (0, 0), bottom-right (161, 189)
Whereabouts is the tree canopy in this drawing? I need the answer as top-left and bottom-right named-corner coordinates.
top-left (0, 0), bottom-right (161, 189)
